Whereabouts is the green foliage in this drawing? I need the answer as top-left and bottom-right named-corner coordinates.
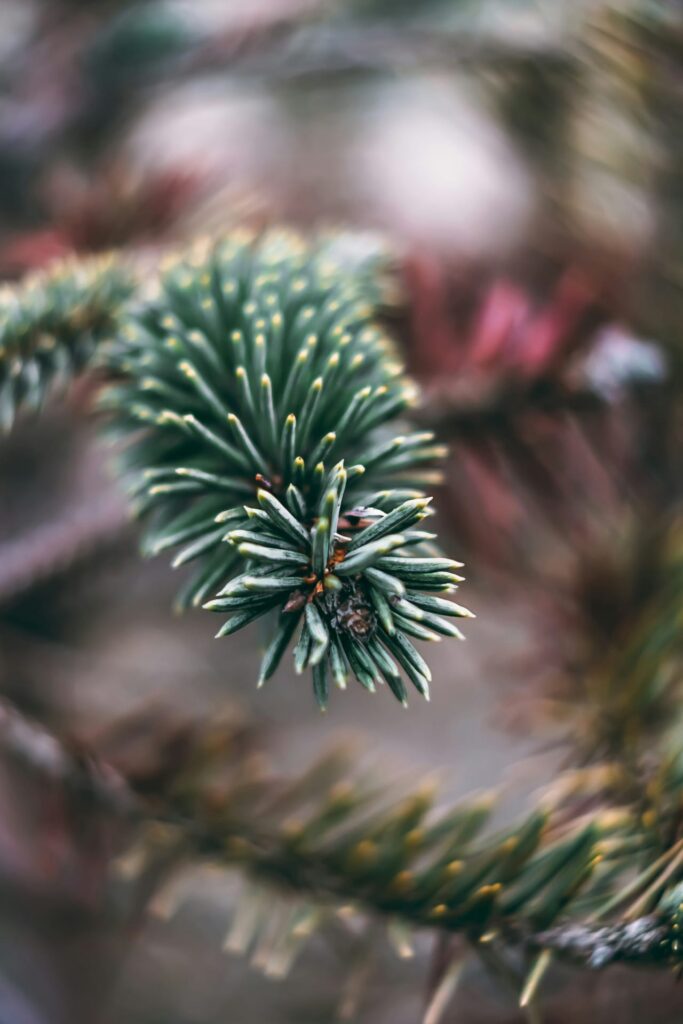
top-left (197, 773), bottom-right (598, 941)
top-left (0, 255), bottom-right (134, 434)
top-left (101, 231), bottom-right (468, 703)
top-left (0, 229), bottom-right (680, 1002)
top-left (134, 717), bottom-right (683, 986)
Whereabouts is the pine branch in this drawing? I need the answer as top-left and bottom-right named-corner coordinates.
top-left (0, 254), bottom-right (134, 434)
top-left (101, 230), bottom-right (470, 703)
top-left (2, 696), bottom-right (682, 986)
top-left (178, 775), bottom-right (680, 965)
top-left (536, 916), bottom-right (672, 970)
top-left (1, 233), bottom-right (678, 988)
top-left (90, 710), bottom-right (683, 976)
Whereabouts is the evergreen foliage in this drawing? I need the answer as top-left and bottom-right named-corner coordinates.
top-left (0, 229), bottom-right (679, 1010)
top-left (101, 232), bottom-right (469, 704)
top-left (0, 255), bottom-right (133, 433)
top-left (119, 700), bottom-right (683, 991)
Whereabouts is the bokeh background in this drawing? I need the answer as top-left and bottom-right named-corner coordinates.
top-left (0, 1), bottom-right (681, 1021)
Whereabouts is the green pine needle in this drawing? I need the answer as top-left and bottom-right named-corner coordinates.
top-left (101, 230), bottom-right (471, 702)
top-left (0, 255), bottom-right (134, 433)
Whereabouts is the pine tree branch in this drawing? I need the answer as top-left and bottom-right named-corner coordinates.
top-left (100, 230), bottom-right (471, 702)
top-left (0, 254), bottom-right (135, 434)
top-left (1, 697), bottom-right (681, 977)
top-left (0, 230), bottom-right (469, 701)
top-left (0, 233), bottom-right (678, 986)
top-left (164, 765), bottom-right (682, 971)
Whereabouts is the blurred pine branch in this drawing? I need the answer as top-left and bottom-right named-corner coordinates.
top-left (2, 689), bottom-right (683, 1024)
top-left (0, 255), bottom-right (134, 433)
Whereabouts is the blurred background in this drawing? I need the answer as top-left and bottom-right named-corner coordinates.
top-left (0, 0), bottom-right (681, 1021)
